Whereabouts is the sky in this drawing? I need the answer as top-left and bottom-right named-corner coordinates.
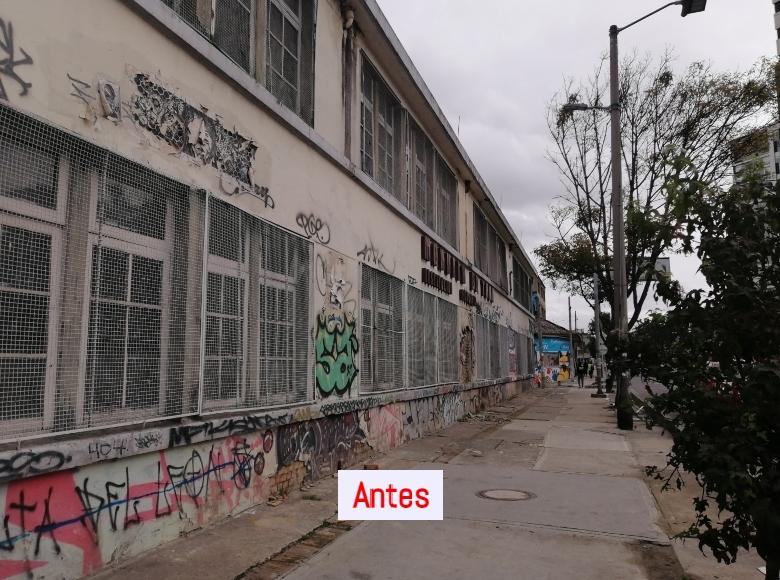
top-left (375, 0), bottom-right (774, 330)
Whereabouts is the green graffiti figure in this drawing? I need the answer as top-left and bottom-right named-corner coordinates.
top-left (315, 311), bottom-right (359, 396)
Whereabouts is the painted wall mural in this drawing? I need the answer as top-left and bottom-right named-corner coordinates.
top-left (314, 311), bottom-right (359, 397)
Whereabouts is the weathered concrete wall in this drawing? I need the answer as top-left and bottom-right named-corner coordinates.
top-left (0, 380), bottom-right (528, 579)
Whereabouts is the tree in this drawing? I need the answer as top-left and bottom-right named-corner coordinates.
top-left (536, 53), bottom-right (774, 340)
top-left (630, 167), bottom-right (780, 579)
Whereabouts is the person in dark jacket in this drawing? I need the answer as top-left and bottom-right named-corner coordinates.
top-left (576, 359), bottom-right (587, 388)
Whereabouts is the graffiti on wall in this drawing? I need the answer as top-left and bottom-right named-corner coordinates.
top-left (460, 326), bottom-right (475, 383)
top-left (0, 434), bottom-right (276, 577)
top-left (131, 74), bottom-right (258, 187)
top-left (296, 213), bottom-right (331, 245)
top-left (169, 414), bottom-right (290, 448)
top-left (0, 452), bottom-right (72, 483)
top-left (482, 303), bottom-right (504, 325)
top-left (314, 252), bottom-right (355, 312)
top-left (277, 413), bottom-right (366, 479)
top-left (314, 311), bottom-right (359, 397)
top-left (357, 241), bottom-right (395, 275)
top-left (0, 18), bottom-right (33, 101)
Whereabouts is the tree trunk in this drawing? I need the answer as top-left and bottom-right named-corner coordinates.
top-left (766, 556), bottom-right (780, 580)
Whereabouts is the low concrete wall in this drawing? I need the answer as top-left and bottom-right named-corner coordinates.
top-left (0, 379), bottom-right (530, 579)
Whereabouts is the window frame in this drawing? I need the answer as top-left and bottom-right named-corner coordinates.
top-left (360, 264), bottom-right (405, 394)
top-left (78, 171), bottom-right (175, 425)
top-left (266, 0), bottom-right (302, 114)
top-left (0, 212), bottom-right (64, 435)
top-left (204, 238), bottom-right (250, 410)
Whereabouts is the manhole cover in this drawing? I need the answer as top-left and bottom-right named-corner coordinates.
top-left (477, 489), bottom-right (536, 501)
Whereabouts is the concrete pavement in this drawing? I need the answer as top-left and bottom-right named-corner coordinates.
top-left (96, 385), bottom-right (766, 580)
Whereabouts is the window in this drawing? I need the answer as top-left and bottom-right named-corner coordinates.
top-left (435, 156), bottom-right (457, 248)
top-left (256, 221), bottom-right (311, 406)
top-left (437, 299), bottom-right (458, 383)
top-left (475, 315), bottom-right (511, 381)
top-left (164, 0), bottom-right (254, 72)
top-left (0, 219), bottom-right (61, 431)
top-left (361, 59), bottom-right (404, 199)
top-left (204, 199), bottom-right (248, 409)
top-left (266, 0), bottom-right (315, 124)
top-left (512, 258), bottom-right (532, 311)
top-left (407, 286), bottom-right (437, 387)
top-left (84, 159), bottom-right (176, 422)
top-left (411, 121), bottom-right (435, 229)
top-left (361, 265), bottom-right (404, 392)
top-left (474, 204), bottom-right (508, 289)
top-left (408, 289), bottom-right (458, 387)
top-left (267, 0), bottom-right (300, 111)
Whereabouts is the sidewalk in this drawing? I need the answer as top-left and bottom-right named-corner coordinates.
top-left (94, 385), bottom-right (765, 580)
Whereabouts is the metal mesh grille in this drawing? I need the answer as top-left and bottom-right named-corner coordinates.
top-left (0, 104), bottom-right (204, 440)
top-left (163, 0), bottom-right (254, 73)
top-left (255, 221), bottom-right (311, 406)
top-left (437, 299), bottom-right (457, 383)
top-left (475, 315), bottom-right (514, 381)
top-left (407, 286), bottom-right (434, 387)
top-left (266, 0), bottom-right (315, 125)
top-left (435, 155), bottom-right (457, 249)
top-left (360, 265), bottom-right (404, 393)
top-left (0, 103), bottom-right (314, 442)
top-left (204, 198), bottom-right (312, 411)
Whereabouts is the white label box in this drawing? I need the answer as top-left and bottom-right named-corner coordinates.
top-left (338, 470), bottom-right (444, 521)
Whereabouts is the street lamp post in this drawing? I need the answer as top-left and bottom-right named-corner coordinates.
top-left (561, 0), bottom-right (707, 430)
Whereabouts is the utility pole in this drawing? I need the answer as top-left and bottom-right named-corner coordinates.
top-left (568, 296), bottom-right (573, 363)
top-left (560, 0), bottom-right (708, 430)
top-left (592, 273), bottom-right (606, 398)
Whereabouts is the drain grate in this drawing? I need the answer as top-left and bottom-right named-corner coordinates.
top-left (477, 489), bottom-right (536, 501)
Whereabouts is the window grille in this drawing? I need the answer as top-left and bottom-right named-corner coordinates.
top-left (474, 205), bottom-right (488, 273)
top-left (512, 258), bottom-right (532, 311)
top-left (255, 221), bottom-right (311, 406)
top-left (203, 199), bottom-right (248, 410)
top-left (473, 203), bottom-right (509, 290)
top-left (474, 315), bottom-right (487, 380)
top-left (435, 155), bottom-right (458, 249)
top-left (0, 103), bottom-right (306, 442)
top-left (267, 0), bottom-right (300, 112)
top-left (411, 120), bottom-right (435, 230)
top-left (407, 286), bottom-right (435, 387)
top-left (163, 0), bottom-right (254, 73)
top-left (361, 265), bottom-right (404, 392)
top-left (474, 315), bottom-right (512, 381)
top-left (361, 58), bottom-right (404, 200)
top-left (437, 299), bottom-right (458, 383)
top-left (266, 0), bottom-right (315, 125)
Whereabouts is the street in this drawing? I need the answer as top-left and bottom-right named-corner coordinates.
top-left (98, 384), bottom-right (764, 580)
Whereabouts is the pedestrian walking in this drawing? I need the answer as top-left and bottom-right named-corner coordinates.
top-left (588, 361), bottom-right (594, 379)
top-left (576, 358), bottom-right (587, 389)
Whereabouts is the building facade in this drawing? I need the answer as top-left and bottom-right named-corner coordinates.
top-left (0, 1), bottom-right (543, 577)
top-left (732, 122), bottom-right (780, 183)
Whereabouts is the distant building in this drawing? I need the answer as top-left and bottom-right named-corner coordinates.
top-left (731, 122), bottom-right (780, 183)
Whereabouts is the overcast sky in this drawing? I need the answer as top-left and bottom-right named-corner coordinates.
top-left (375, 0), bottom-right (774, 329)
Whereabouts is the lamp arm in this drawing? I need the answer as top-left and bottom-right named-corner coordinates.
top-left (617, 1), bottom-right (682, 33)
